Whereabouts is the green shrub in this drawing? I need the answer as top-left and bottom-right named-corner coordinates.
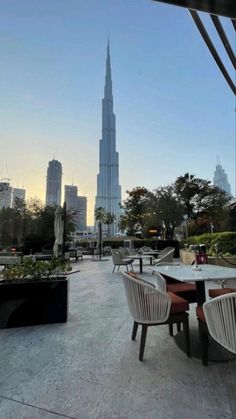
top-left (187, 232), bottom-right (236, 255)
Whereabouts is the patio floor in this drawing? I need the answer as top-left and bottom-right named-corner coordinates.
top-left (0, 257), bottom-right (235, 419)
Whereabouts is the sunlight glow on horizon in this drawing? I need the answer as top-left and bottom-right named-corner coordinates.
top-left (0, 0), bottom-right (235, 225)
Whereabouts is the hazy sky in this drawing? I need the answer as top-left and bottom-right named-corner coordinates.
top-left (0, 0), bottom-right (235, 224)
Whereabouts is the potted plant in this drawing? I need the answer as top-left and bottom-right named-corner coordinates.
top-left (0, 258), bottom-right (71, 328)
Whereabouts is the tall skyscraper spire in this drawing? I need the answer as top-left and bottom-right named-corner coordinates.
top-left (213, 161), bottom-right (231, 195)
top-left (95, 42), bottom-right (122, 236)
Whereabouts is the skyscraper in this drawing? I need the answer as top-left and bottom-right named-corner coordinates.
top-left (0, 181), bottom-right (12, 209)
top-left (77, 196), bottom-right (87, 231)
top-left (213, 162), bottom-right (231, 195)
top-left (64, 185), bottom-right (87, 231)
top-left (64, 185), bottom-right (78, 209)
top-left (95, 42), bottom-right (122, 236)
top-left (46, 159), bottom-right (62, 206)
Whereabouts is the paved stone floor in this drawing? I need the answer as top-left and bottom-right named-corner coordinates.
top-left (0, 257), bottom-right (235, 419)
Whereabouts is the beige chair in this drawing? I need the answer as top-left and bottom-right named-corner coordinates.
top-left (121, 272), bottom-right (191, 361)
top-left (152, 248), bottom-right (175, 268)
top-left (111, 250), bottom-right (134, 273)
top-left (208, 278), bottom-right (236, 299)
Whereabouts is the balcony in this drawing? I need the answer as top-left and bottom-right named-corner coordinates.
top-left (0, 257), bottom-right (235, 418)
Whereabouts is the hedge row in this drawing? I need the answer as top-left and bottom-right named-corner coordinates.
top-left (187, 232), bottom-right (236, 255)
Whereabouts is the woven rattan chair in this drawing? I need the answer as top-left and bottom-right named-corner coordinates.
top-left (197, 292), bottom-right (236, 365)
top-left (208, 277), bottom-right (236, 299)
top-left (111, 250), bottom-right (134, 273)
top-left (121, 272), bottom-right (191, 361)
top-left (152, 248), bottom-right (175, 267)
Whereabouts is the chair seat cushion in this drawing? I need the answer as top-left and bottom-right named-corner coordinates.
top-left (168, 292), bottom-right (189, 314)
top-left (167, 282), bottom-right (196, 293)
top-left (122, 258), bottom-right (134, 264)
top-left (167, 282), bottom-right (197, 303)
top-left (208, 288), bottom-right (233, 298)
top-left (196, 306), bottom-right (206, 323)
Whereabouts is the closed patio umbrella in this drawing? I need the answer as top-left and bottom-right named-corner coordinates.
top-left (53, 206), bottom-right (64, 258)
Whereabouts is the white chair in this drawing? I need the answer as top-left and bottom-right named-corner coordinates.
top-left (150, 249), bottom-right (175, 275)
top-left (153, 248), bottom-right (175, 265)
top-left (208, 277), bottom-right (236, 299)
top-left (222, 278), bottom-right (236, 289)
top-left (203, 292), bottom-right (236, 355)
top-left (111, 250), bottom-right (134, 273)
top-left (121, 272), bottom-right (190, 361)
top-left (118, 247), bottom-right (129, 258)
top-left (197, 292), bottom-right (236, 365)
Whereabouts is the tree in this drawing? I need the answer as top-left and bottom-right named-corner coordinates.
top-left (94, 207), bottom-right (106, 260)
top-left (103, 212), bottom-right (116, 237)
top-left (175, 173), bottom-right (199, 219)
top-left (152, 186), bottom-right (184, 240)
top-left (175, 173), bottom-right (230, 235)
top-left (119, 187), bottom-right (152, 236)
top-left (0, 197), bottom-right (76, 252)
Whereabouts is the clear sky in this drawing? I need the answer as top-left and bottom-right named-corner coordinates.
top-left (0, 0), bottom-right (235, 224)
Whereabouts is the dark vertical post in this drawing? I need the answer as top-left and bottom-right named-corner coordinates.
top-left (62, 202), bottom-right (67, 256)
top-left (99, 221), bottom-right (102, 261)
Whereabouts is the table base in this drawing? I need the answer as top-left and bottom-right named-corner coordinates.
top-left (174, 327), bottom-right (235, 363)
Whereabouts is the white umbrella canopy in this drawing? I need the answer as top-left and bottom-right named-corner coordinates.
top-left (53, 206), bottom-right (64, 257)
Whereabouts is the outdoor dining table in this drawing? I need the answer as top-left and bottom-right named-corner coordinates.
top-left (132, 255), bottom-right (155, 274)
top-left (155, 263), bottom-right (236, 361)
top-left (154, 264), bottom-right (236, 305)
top-left (140, 251), bottom-right (159, 265)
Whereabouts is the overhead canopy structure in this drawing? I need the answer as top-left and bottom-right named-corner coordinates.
top-left (152, 1), bottom-right (236, 19)
top-left (152, 0), bottom-right (236, 95)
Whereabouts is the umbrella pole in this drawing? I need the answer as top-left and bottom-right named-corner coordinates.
top-left (62, 202), bottom-right (67, 257)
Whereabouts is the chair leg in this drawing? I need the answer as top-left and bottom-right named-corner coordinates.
top-left (118, 265), bottom-right (120, 271)
top-left (139, 325), bottom-right (148, 361)
top-left (169, 324), bottom-right (173, 336)
top-left (183, 316), bottom-right (191, 358)
top-left (198, 320), bottom-right (209, 366)
top-left (131, 321), bottom-right (138, 340)
top-left (112, 265), bottom-right (115, 273)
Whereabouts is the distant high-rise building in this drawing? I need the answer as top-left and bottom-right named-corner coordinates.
top-left (64, 185), bottom-right (87, 231)
top-left (12, 187), bottom-right (26, 206)
top-left (0, 181), bottom-right (12, 209)
top-left (213, 162), bottom-right (231, 195)
top-left (77, 196), bottom-right (87, 231)
top-left (64, 185), bottom-right (78, 209)
top-left (95, 42), bottom-right (122, 236)
top-left (46, 159), bottom-right (62, 206)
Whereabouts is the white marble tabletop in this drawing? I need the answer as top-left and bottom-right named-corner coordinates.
top-left (154, 264), bottom-right (236, 282)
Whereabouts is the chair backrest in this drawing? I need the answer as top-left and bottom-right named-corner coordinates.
top-left (158, 247), bottom-right (174, 257)
top-left (121, 272), bottom-right (171, 324)
top-left (111, 249), bottom-right (123, 265)
top-left (222, 278), bottom-right (236, 290)
top-left (138, 246), bottom-right (153, 253)
top-left (154, 272), bottom-right (167, 292)
top-left (154, 248), bottom-right (175, 265)
top-left (203, 292), bottom-right (236, 354)
top-left (119, 247), bottom-right (129, 258)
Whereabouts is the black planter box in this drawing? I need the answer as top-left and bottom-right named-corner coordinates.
top-left (0, 278), bottom-right (68, 328)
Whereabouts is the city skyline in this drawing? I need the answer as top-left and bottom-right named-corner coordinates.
top-left (0, 0), bottom-right (235, 224)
